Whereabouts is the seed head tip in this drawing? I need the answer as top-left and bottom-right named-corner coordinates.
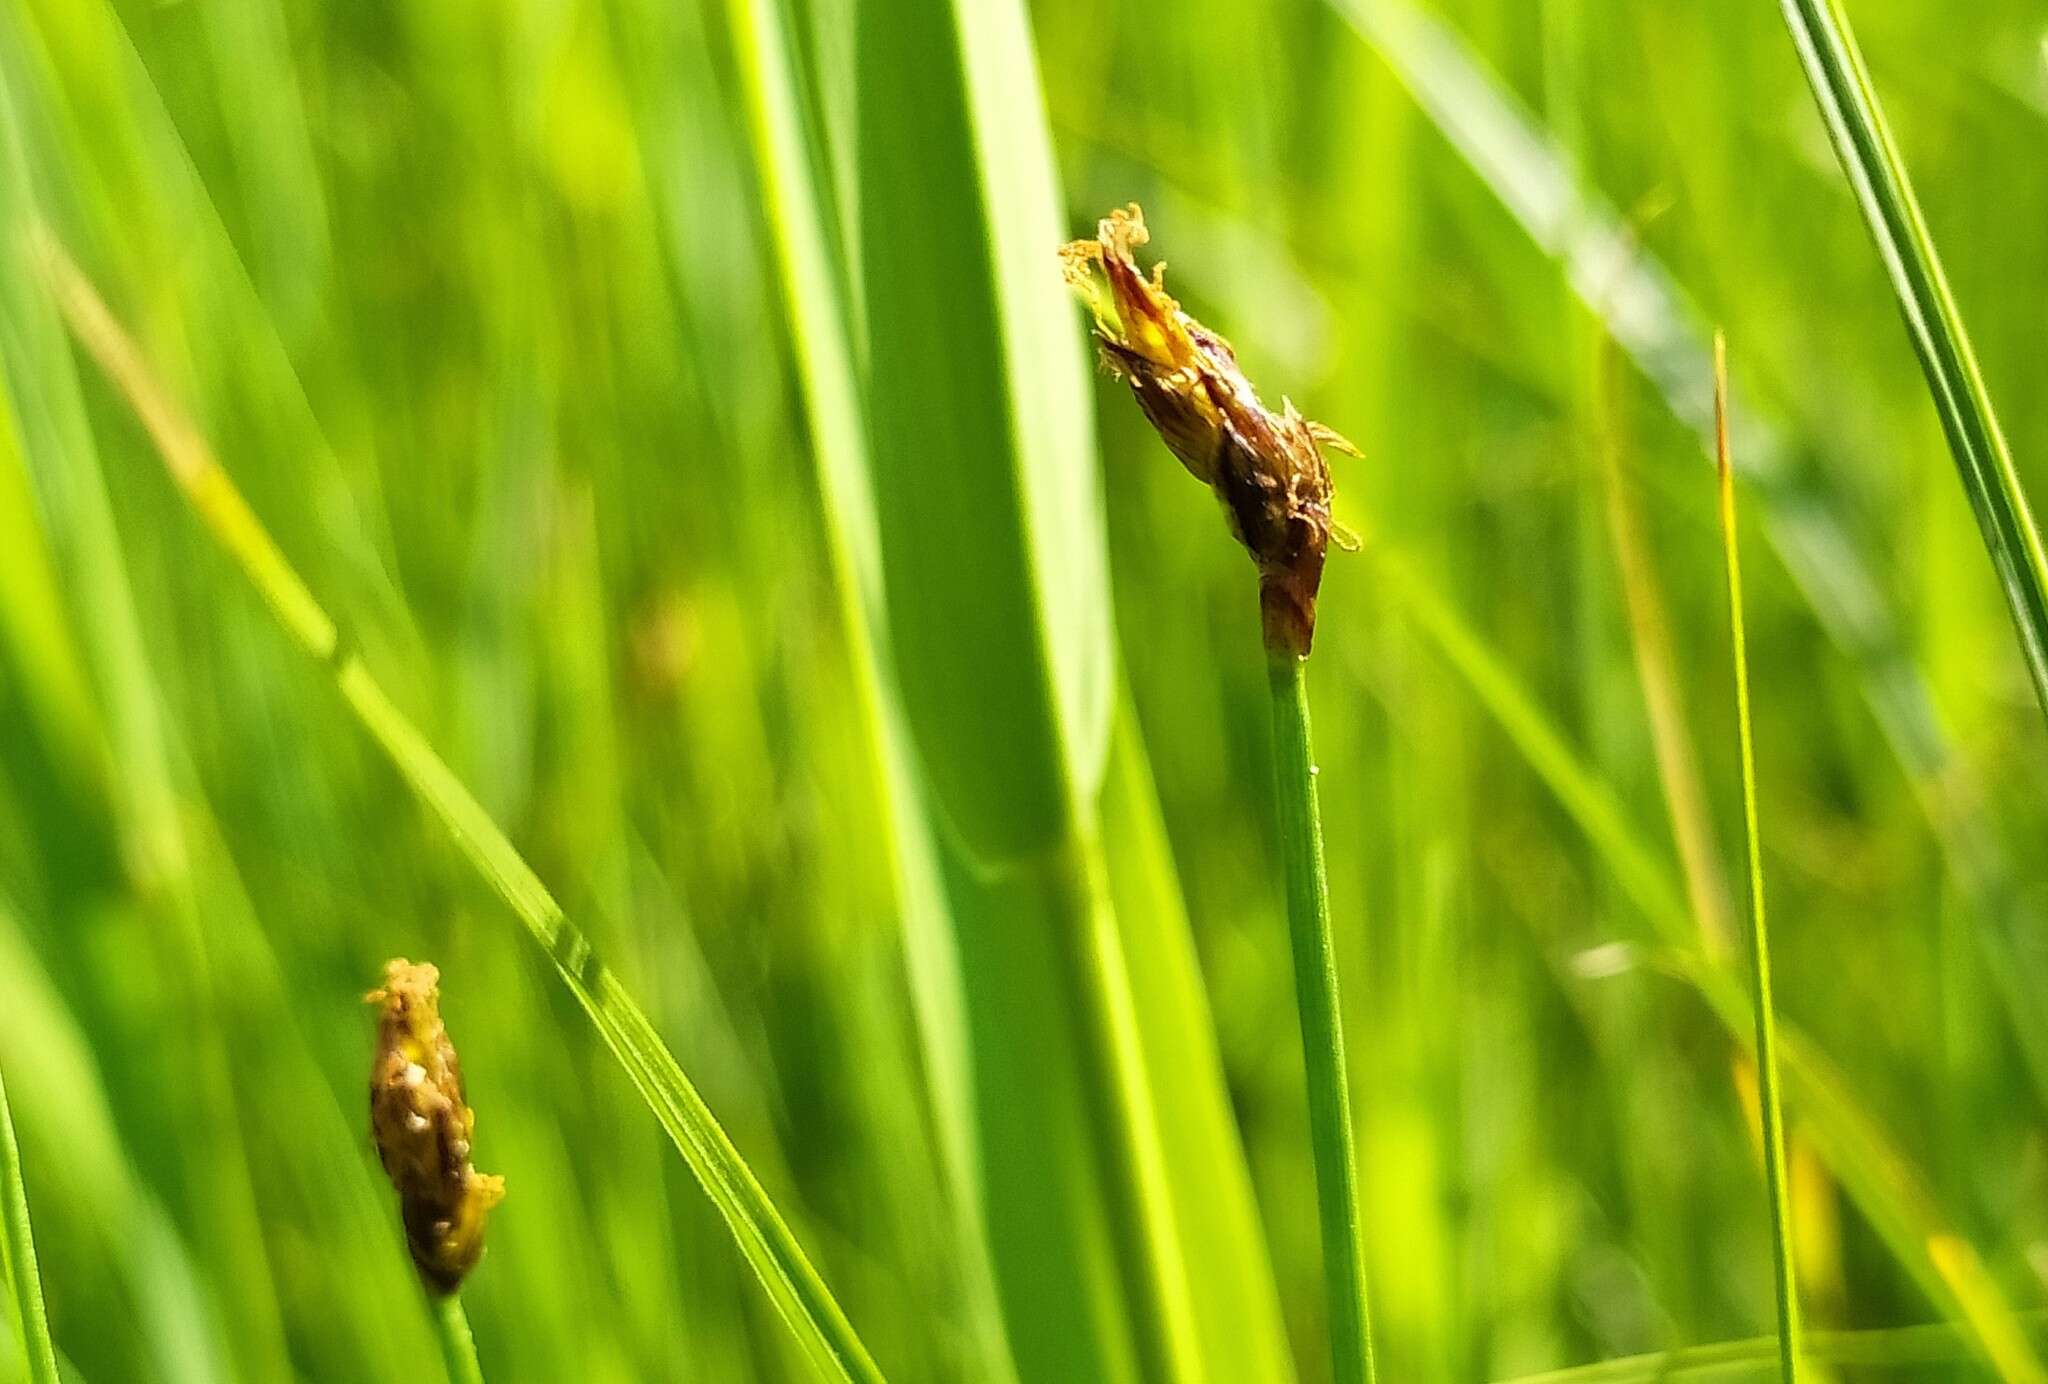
top-left (1060, 203), bottom-right (1360, 656)
top-left (368, 958), bottom-right (503, 1295)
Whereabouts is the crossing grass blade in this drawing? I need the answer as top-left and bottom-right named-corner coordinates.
top-left (0, 1064), bottom-right (59, 1384)
top-left (1776, 0), bottom-right (2048, 722)
top-left (1713, 336), bottom-right (1803, 1382)
top-left (34, 239), bottom-right (887, 1384)
top-left (1491, 1315), bottom-right (2046, 1384)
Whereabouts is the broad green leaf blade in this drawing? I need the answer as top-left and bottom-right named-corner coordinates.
top-left (729, 3), bottom-right (1289, 1379)
top-left (1098, 704), bottom-right (1297, 1384)
top-left (1777, 0), bottom-right (2048, 722)
top-left (36, 243), bottom-right (887, 1384)
top-left (722, 0), bottom-right (1028, 1377)
top-left (0, 1064), bottom-right (59, 1384)
top-left (855, 0), bottom-right (1110, 865)
top-left (852, 3), bottom-right (1213, 1352)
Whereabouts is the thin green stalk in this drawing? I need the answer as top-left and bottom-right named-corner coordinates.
top-left (1777, 0), bottom-right (2048, 722)
top-left (0, 1064), bottom-right (59, 1384)
top-left (434, 1296), bottom-right (484, 1384)
top-left (1268, 655), bottom-right (1376, 1384)
top-left (1715, 335), bottom-right (1802, 1382)
top-left (36, 234), bottom-right (886, 1384)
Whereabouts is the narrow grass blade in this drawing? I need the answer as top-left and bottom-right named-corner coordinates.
top-left (1713, 336), bottom-right (1803, 1381)
top-left (0, 1066), bottom-right (58, 1384)
top-left (1269, 656), bottom-right (1378, 1384)
top-left (1354, 538), bottom-right (2046, 1380)
top-left (36, 240), bottom-right (887, 1384)
top-left (434, 1297), bottom-right (485, 1384)
top-left (1777, 0), bottom-right (2048, 720)
top-left (1493, 1315), bottom-right (2046, 1384)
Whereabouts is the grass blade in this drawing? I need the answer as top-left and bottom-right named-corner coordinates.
top-left (1493, 1315), bottom-right (2046, 1384)
top-left (788, 0), bottom-right (1241, 1374)
top-left (856, 0), bottom-right (1111, 866)
top-left (0, 1065), bottom-right (58, 1384)
top-left (1098, 703), bottom-right (1297, 1384)
top-left (35, 239), bottom-right (886, 1384)
top-left (722, 1), bottom-right (1153, 1376)
top-left (1270, 656), bottom-right (1379, 1384)
top-left (1713, 336), bottom-right (1803, 1381)
top-left (1353, 535), bottom-right (2045, 1379)
top-left (1777, 0), bottom-right (2048, 720)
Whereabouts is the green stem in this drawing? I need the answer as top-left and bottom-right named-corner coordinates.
top-left (1716, 337), bottom-right (1803, 1381)
top-left (0, 1064), bottom-right (60, 1384)
top-left (434, 1294), bottom-right (485, 1384)
top-left (1267, 655), bottom-right (1377, 1384)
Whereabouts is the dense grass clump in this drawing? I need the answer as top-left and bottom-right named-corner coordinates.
top-left (2, 0), bottom-right (2047, 1380)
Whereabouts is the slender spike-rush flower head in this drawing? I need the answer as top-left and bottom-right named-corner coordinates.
top-left (1061, 204), bottom-right (1360, 657)
top-left (367, 959), bottom-right (505, 1295)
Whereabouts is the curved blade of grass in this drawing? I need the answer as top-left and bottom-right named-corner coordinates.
top-left (1777, 0), bottom-right (2048, 721)
top-left (1714, 336), bottom-right (1803, 1381)
top-left (1354, 537), bottom-right (2045, 1380)
top-left (35, 238), bottom-right (887, 1384)
top-left (0, 1065), bottom-right (59, 1384)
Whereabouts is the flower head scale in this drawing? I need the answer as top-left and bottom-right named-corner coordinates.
top-left (1061, 204), bottom-right (1359, 657)
top-left (367, 959), bottom-right (504, 1295)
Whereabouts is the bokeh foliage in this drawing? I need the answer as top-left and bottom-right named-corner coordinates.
top-left (2, 0), bottom-right (2047, 1380)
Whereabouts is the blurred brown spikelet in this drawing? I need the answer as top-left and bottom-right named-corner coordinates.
top-left (1061, 204), bottom-right (1359, 657)
top-left (367, 959), bottom-right (504, 1295)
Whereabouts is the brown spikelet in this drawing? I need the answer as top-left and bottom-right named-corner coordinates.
top-left (367, 959), bottom-right (504, 1295)
top-left (1061, 204), bottom-right (1358, 657)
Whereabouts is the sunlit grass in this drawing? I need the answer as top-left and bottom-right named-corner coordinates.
top-left (1, 0), bottom-right (2045, 1378)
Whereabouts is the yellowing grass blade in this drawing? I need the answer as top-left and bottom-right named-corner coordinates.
top-left (36, 238), bottom-right (887, 1384)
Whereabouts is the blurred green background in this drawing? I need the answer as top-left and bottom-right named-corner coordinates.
top-left (2, 0), bottom-right (2046, 1379)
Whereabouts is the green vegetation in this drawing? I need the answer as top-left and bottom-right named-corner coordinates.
top-left (0, 1064), bottom-right (60, 1384)
top-left (1, 0), bottom-right (2045, 1380)
top-left (1714, 336), bottom-right (1802, 1381)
